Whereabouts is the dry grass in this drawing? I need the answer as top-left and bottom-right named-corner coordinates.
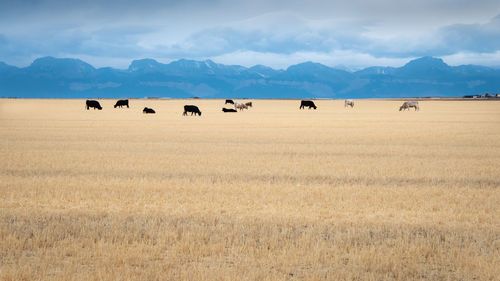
top-left (1, 98), bottom-right (499, 280)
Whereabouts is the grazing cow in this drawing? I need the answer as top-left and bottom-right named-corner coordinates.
top-left (399, 101), bottom-right (420, 111)
top-left (222, 108), bottom-right (237, 112)
top-left (234, 102), bottom-right (248, 111)
top-left (143, 107), bottom-right (155, 114)
top-left (86, 100), bottom-right (102, 110)
top-left (345, 99), bottom-right (354, 108)
top-left (183, 105), bottom-right (202, 116)
top-left (245, 102), bottom-right (253, 107)
top-left (114, 99), bottom-right (129, 108)
top-left (300, 100), bottom-right (317, 109)
top-left (225, 99), bottom-right (234, 104)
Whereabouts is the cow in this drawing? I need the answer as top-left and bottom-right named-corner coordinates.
top-left (225, 99), bottom-right (234, 104)
top-left (86, 100), bottom-right (102, 110)
top-left (245, 102), bottom-right (253, 107)
top-left (345, 99), bottom-right (354, 108)
top-left (222, 108), bottom-right (237, 112)
top-left (399, 101), bottom-right (419, 111)
top-left (143, 107), bottom-right (155, 114)
top-left (183, 105), bottom-right (202, 116)
top-left (300, 100), bottom-right (317, 109)
top-left (234, 102), bottom-right (248, 111)
top-left (114, 99), bottom-right (129, 108)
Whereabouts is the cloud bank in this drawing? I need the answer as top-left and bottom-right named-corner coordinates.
top-left (0, 0), bottom-right (499, 69)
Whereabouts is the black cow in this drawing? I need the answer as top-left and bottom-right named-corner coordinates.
top-left (222, 108), bottom-right (237, 112)
top-left (86, 100), bottom-right (102, 110)
top-left (114, 99), bottom-right (129, 108)
top-left (183, 105), bottom-right (202, 116)
top-left (300, 100), bottom-right (317, 110)
top-left (225, 99), bottom-right (234, 104)
top-left (143, 107), bottom-right (155, 114)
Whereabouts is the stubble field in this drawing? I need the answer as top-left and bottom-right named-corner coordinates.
top-left (1, 98), bottom-right (499, 280)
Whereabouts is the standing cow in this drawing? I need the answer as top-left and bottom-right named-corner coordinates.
top-left (399, 101), bottom-right (419, 111)
top-left (183, 105), bottom-right (202, 116)
top-left (300, 100), bottom-right (317, 109)
top-left (114, 99), bottom-right (129, 108)
top-left (234, 102), bottom-right (248, 111)
top-left (86, 100), bottom-right (102, 110)
top-left (225, 99), bottom-right (234, 104)
top-left (345, 99), bottom-right (354, 108)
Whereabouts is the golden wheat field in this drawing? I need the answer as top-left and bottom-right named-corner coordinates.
top-left (0, 98), bottom-right (499, 280)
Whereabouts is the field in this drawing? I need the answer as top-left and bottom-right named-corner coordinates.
top-left (1, 98), bottom-right (499, 280)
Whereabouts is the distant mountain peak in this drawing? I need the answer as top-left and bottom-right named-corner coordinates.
top-left (247, 64), bottom-right (280, 78)
top-left (27, 56), bottom-right (95, 79)
top-left (250, 64), bottom-right (274, 70)
top-left (170, 59), bottom-right (206, 69)
top-left (404, 56), bottom-right (449, 68)
top-left (30, 56), bottom-right (94, 67)
top-left (128, 58), bottom-right (162, 72)
top-left (398, 56), bottom-right (452, 78)
top-left (287, 61), bottom-right (332, 72)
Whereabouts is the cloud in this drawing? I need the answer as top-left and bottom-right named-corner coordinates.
top-left (437, 15), bottom-right (500, 54)
top-left (1, 1), bottom-right (500, 68)
top-left (441, 51), bottom-right (500, 67)
top-left (154, 13), bottom-right (374, 59)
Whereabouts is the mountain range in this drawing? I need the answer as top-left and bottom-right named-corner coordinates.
top-left (1, 56), bottom-right (499, 99)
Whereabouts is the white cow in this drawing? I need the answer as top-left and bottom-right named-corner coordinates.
top-left (399, 101), bottom-right (419, 111)
top-left (345, 99), bottom-right (354, 108)
top-left (234, 102), bottom-right (248, 111)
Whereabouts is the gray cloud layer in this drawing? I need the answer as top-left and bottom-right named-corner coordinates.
top-left (1, 0), bottom-right (499, 68)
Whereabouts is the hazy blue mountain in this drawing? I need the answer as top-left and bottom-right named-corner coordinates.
top-left (1, 56), bottom-right (499, 98)
top-left (27, 57), bottom-right (96, 79)
top-left (128, 58), bottom-right (167, 73)
top-left (0, 62), bottom-right (19, 73)
top-left (397, 56), bottom-right (451, 78)
top-left (247, 65), bottom-right (282, 78)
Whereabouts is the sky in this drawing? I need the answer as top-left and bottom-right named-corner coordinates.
top-left (0, 0), bottom-right (499, 70)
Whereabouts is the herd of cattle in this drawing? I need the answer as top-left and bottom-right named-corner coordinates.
top-left (85, 99), bottom-right (420, 114)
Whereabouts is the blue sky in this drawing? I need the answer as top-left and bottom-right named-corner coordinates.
top-left (1, 0), bottom-right (499, 70)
